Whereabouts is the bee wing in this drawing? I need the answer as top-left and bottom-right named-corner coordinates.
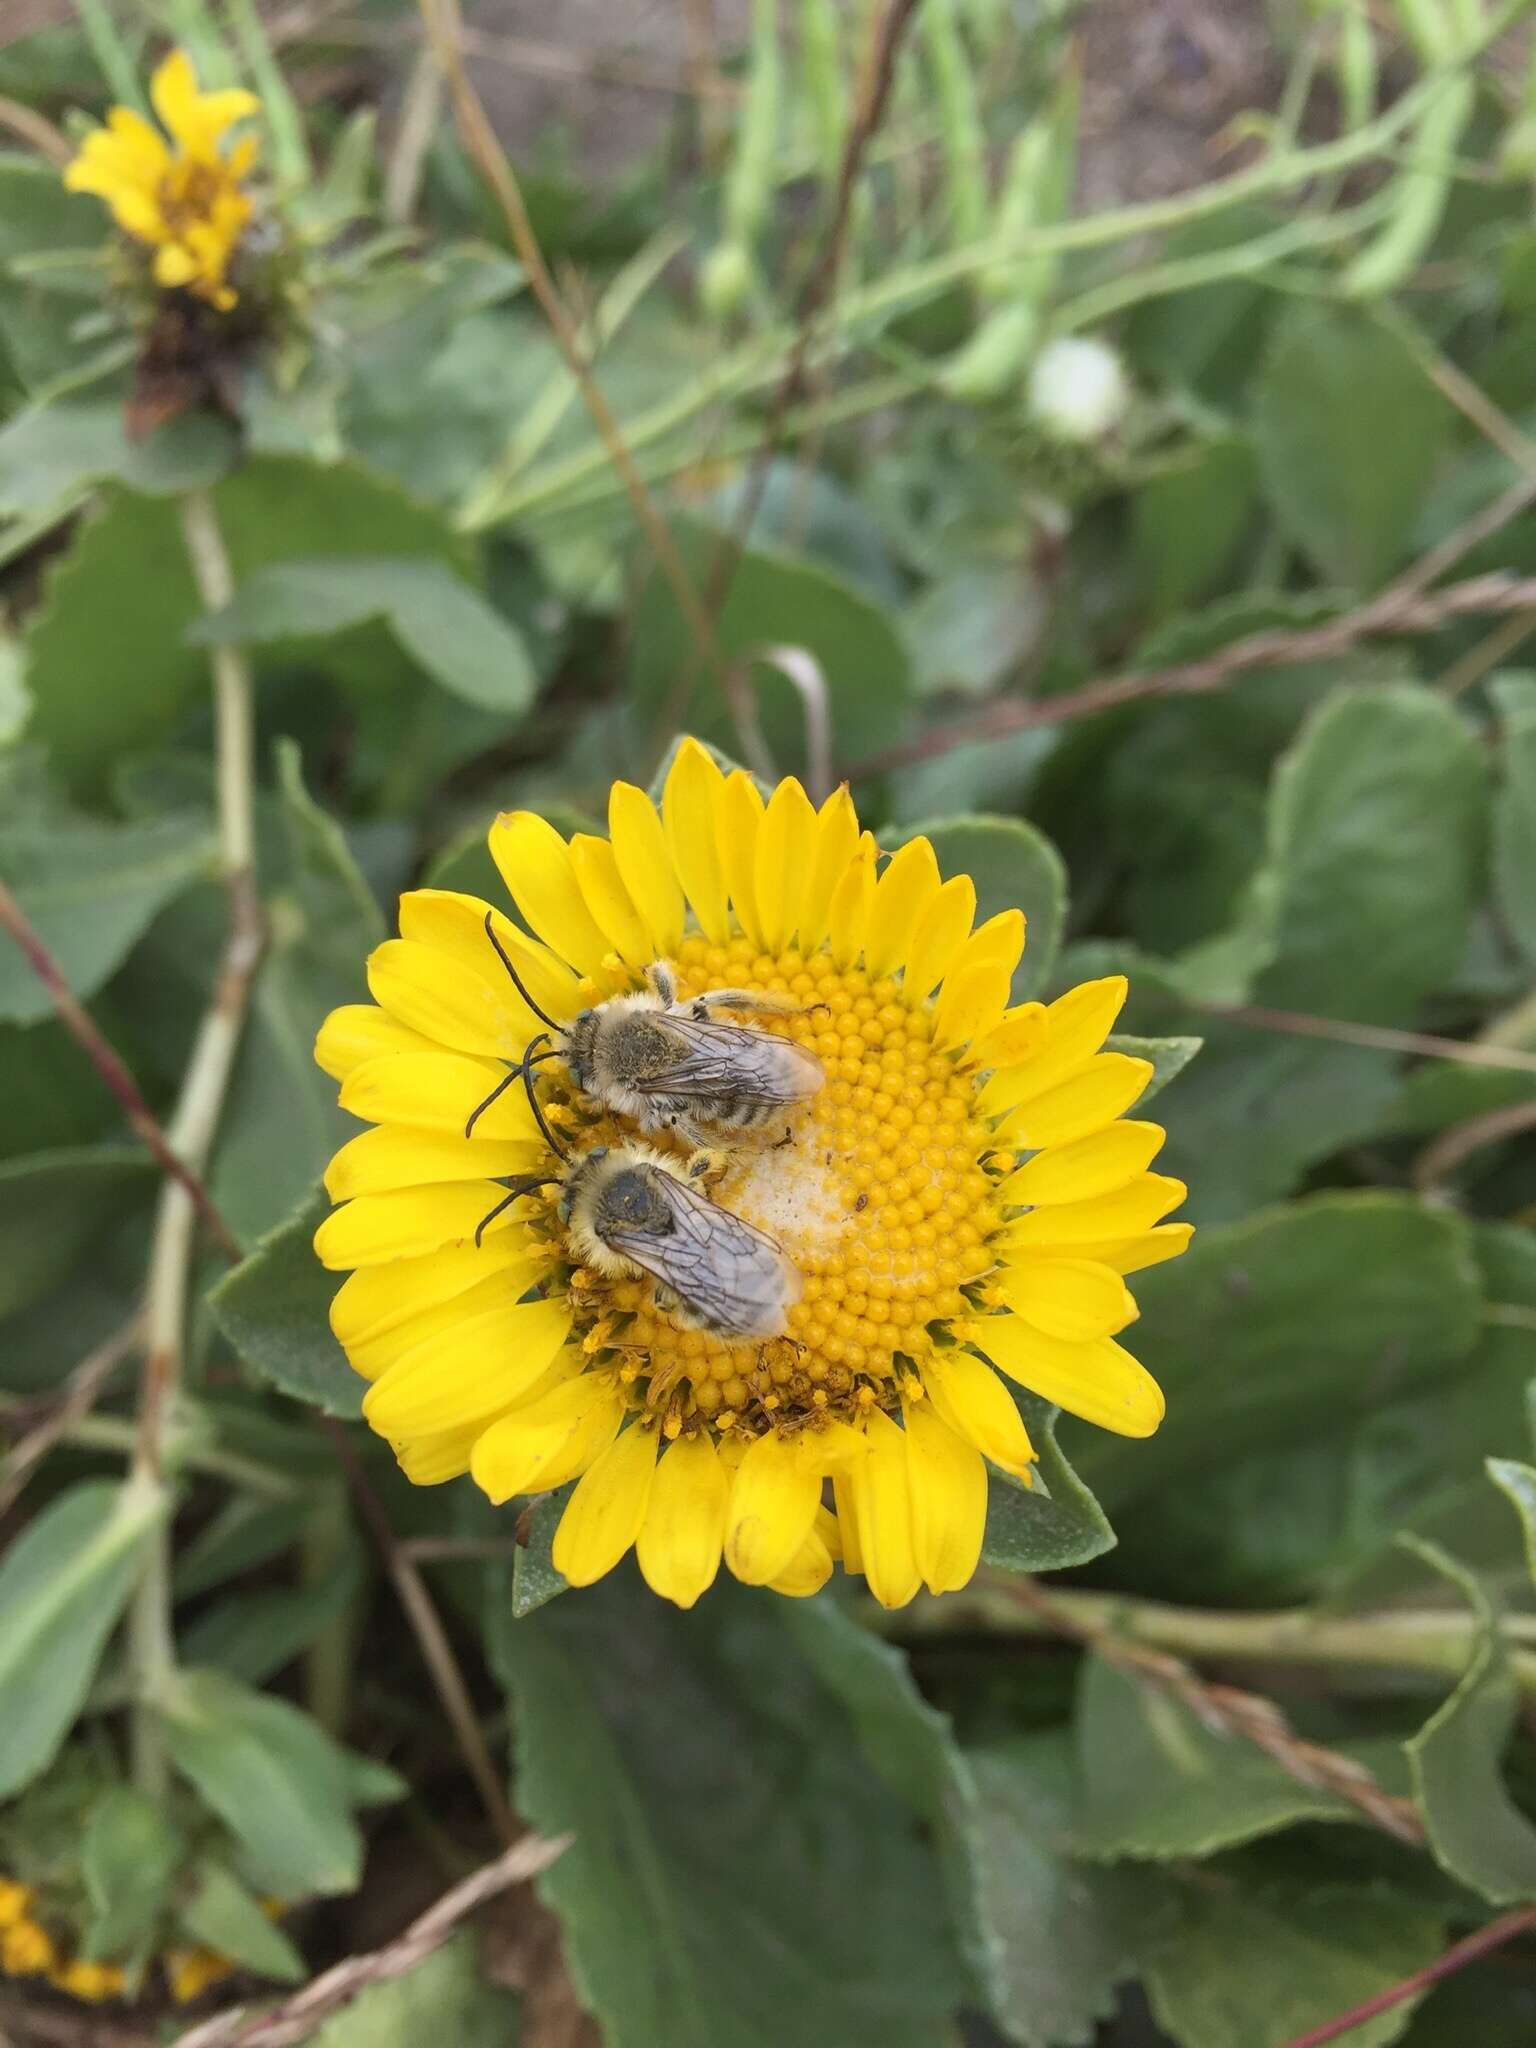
top-left (606, 1174), bottom-right (799, 1339)
top-left (634, 1013), bottom-right (823, 1105)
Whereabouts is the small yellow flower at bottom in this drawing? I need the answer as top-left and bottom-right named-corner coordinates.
top-left (2, 1916), bottom-right (57, 1976)
top-left (51, 1958), bottom-right (127, 2003)
top-left (0, 1880), bottom-right (31, 1930)
top-left (167, 1944), bottom-right (237, 2003)
top-left (63, 48), bottom-right (260, 312)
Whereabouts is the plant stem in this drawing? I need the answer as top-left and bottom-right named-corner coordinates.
top-left (898, 1579), bottom-right (1536, 1695)
top-left (129, 489), bottom-right (265, 1800)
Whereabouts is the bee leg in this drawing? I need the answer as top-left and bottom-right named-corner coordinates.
top-left (647, 961), bottom-right (678, 1004)
top-left (694, 987), bottom-right (833, 1020)
top-left (772, 1124), bottom-right (794, 1150)
top-left (684, 1147), bottom-right (727, 1187)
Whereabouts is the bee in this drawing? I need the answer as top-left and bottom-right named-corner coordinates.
top-left (472, 913), bottom-right (824, 1146)
top-left (475, 1072), bottom-right (799, 1339)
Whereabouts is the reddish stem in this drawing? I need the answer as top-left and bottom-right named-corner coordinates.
top-left (1281, 1906), bottom-right (1536, 2048)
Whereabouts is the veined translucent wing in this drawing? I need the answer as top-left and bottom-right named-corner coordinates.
top-left (633, 1012), bottom-right (823, 1105)
top-left (606, 1170), bottom-right (800, 1338)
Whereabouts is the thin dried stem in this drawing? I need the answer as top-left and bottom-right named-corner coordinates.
top-left (1215, 1002), bottom-right (1536, 1077)
top-left (321, 1419), bottom-right (521, 1847)
top-left (1280, 1905), bottom-right (1536, 2048)
top-left (853, 560), bottom-right (1536, 777)
top-left (170, 1833), bottom-right (571, 2048)
top-left (0, 1316), bottom-right (142, 1521)
top-left (996, 1578), bottom-right (1428, 1845)
top-left (0, 879), bottom-right (239, 1260)
top-left (1414, 1096), bottom-right (1536, 1193)
top-left (0, 93), bottom-right (69, 162)
top-left (419, 0), bottom-right (744, 731)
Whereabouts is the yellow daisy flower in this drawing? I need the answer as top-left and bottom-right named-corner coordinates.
top-left (64, 48), bottom-right (260, 312)
top-left (314, 741), bottom-right (1191, 1609)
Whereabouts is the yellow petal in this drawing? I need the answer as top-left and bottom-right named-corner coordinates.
top-left (1060, 1223), bottom-right (1194, 1276)
top-left (149, 48), bottom-right (200, 145)
top-left (1002, 1054), bottom-right (1153, 1149)
top-left (324, 1124), bottom-right (541, 1200)
top-left (994, 1257), bottom-right (1137, 1341)
top-left (754, 777), bottom-right (817, 954)
top-left (399, 891), bottom-right (584, 1023)
top-left (154, 243), bottom-right (198, 287)
top-left (662, 738), bottom-right (730, 943)
top-left (846, 1409), bottom-right (921, 1609)
top-left (903, 1398), bottom-right (987, 1596)
top-left (863, 838), bottom-right (941, 981)
top-left (568, 833), bottom-right (653, 970)
top-left (970, 1002), bottom-right (1048, 1070)
top-left (827, 834), bottom-right (876, 969)
top-left (488, 810), bottom-right (611, 977)
top-left (608, 782), bottom-right (685, 957)
top-left (471, 1367), bottom-right (623, 1502)
top-left (904, 875), bottom-right (977, 1000)
top-left (723, 1430), bottom-right (822, 1585)
top-left (396, 1422), bottom-right (482, 1486)
top-left (1007, 977), bottom-right (1129, 1105)
top-left (716, 771), bottom-right (766, 948)
top-left (552, 1421), bottom-right (659, 1585)
top-left (934, 958), bottom-right (1013, 1052)
top-left (832, 1473), bottom-right (864, 1575)
top-left (329, 1235), bottom-right (538, 1366)
top-left (635, 1430), bottom-right (729, 1607)
top-left (955, 909), bottom-right (1025, 981)
top-left (1001, 1121), bottom-right (1165, 1205)
top-left (766, 1525), bottom-right (834, 1597)
top-left (963, 1316), bottom-right (1165, 1437)
top-left (341, 1246), bottom-right (548, 1381)
top-left (921, 1348), bottom-right (1036, 1481)
top-left (363, 1293), bottom-right (571, 1436)
top-left (367, 938), bottom-right (543, 1061)
top-left (107, 105), bottom-right (172, 169)
top-left (315, 1182), bottom-right (532, 1269)
top-left (315, 1004), bottom-right (436, 1083)
top-left (795, 785), bottom-right (861, 955)
top-left (1002, 1174), bottom-right (1186, 1250)
top-left (339, 1051), bottom-right (540, 1144)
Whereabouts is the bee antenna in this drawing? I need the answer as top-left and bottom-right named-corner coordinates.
top-left (475, 1173), bottom-right (561, 1248)
top-left (482, 911), bottom-right (560, 1030)
top-left (520, 1032), bottom-right (571, 1164)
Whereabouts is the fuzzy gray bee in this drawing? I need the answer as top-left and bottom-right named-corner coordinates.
top-left (476, 1138), bottom-right (800, 1341)
top-left (473, 917), bottom-right (823, 1147)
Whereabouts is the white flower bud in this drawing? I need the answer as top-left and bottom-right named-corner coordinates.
top-left (1027, 336), bottom-right (1131, 443)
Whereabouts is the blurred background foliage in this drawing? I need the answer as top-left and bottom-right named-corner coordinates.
top-left (5, 0), bottom-right (1536, 2043)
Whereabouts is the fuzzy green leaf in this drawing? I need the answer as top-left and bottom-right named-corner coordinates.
top-left (208, 1189), bottom-right (361, 1418)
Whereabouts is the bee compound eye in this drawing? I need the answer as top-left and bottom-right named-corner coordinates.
top-left (590, 1146), bottom-right (608, 1162)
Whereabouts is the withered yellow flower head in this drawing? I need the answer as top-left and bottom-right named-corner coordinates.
top-left (64, 49), bottom-right (260, 312)
top-left (314, 742), bottom-right (1192, 1608)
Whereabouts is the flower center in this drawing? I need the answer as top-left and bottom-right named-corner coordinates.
top-left (548, 930), bottom-right (1000, 1442)
top-left (158, 158), bottom-right (230, 233)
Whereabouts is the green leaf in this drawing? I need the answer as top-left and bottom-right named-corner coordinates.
top-left (0, 807), bottom-right (214, 1023)
top-left (192, 557), bottom-right (536, 715)
top-left (983, 1393), bottom-right (1116, 1574)
top-left (160, 1666), bottom-right (376, 1898)
top-left (1072, 1652), bottom-right (1408, 1861)
top-left (1140, 1863), bottom-right (1443, 2048)
top-left (1074, 1194), bottom-right (1483, 1515)
top-left (963, 1731), bottom-right (1138, 2048)
top-left (0, 1145), bottom-right (152, 1320)
top-left (209, 743), bottom-right (380, 1245)
top-left (1491, 674), bottom-right (1536, 963)
top-left (179, 1862), bottom-right (308, 1983)
top-left (903, 564), bottom-right (1047, 700)
top-left (510, 1485), bottom-right (573, 1617)
top-left (629, 516), bottom-right (913, 771)
top-left (496, 1572), bottom-right (969, 2048)
top-left (1487, 1454), bottom-right (1536, 1584)
top-left (0, 401), bottom-right (235, 518)
top-left (1106, 1032), bottom-right (1201, 1103)
top-left (1251, 303), bottom-right (1455, 587)
top-left (1130, 433), bottom-right (1258, 620)
top-left (778, 1597), bottom-right (988, 1988)
top-left (1404, 1540), bottom-right (1536, 1905)
top-left (0, 1477), bottom-right (165, 1798)
top-left (208, 1189), bottom-right (362, 1419)
top-left (898, 814), bottom-right (1067, 1000)
top-left (305, 1932), bottom-right (519, 2048)
top-left (81, 1788), bottom-right (184, 1965)
top-left (22, 458), bottom-right (477, 794)
top-left (180, 1545), bottom-right (366, 1689)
